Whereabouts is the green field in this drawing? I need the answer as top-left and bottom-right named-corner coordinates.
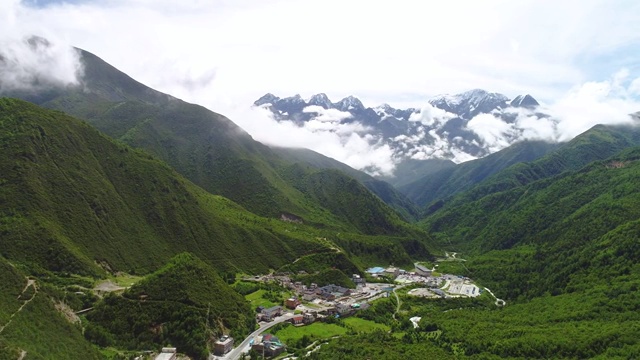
top-left (109, 273), bottom-right (144, 287)
top-left (245, 289), bottom-right (278, 310)
top-left (343, 317), bottom-right (390, 333)
top-left (274, 322), bottom-right (347, 344)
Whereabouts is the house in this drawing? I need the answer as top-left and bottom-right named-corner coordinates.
top-left (213, 336), bottom-right (234, 356)
top-left (352, 274), bottom-right (365, 285)
top-left (289, 315), bottom-right (304, 325)
top-left (285, 297), bottom-right (301, 309)
top-left (318, 284), bottom-right (351, 298)
top-left (259, 306), bottom-right (283, 321)
top-left (302, 291), bottom-right (317, 301)
top-left (384, 267), bottom-right (400, 279)
top-left (154, 348), bottom-right (177, 360)
top-left (303, 312), bottom-right (315, 324)
top-left (252, 333), bottom-right (285, 357)
top-left (335, 303), bottom-right (353, 316)
top-left (415, 264), bottom-right (432, 277)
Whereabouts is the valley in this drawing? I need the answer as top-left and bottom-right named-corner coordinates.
top-left (0, 38), bottom-right (639, 360)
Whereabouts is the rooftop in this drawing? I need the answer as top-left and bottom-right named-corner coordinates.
top-left (366, 267), bottom-right (385, 274)
top-left (215, 337), bottom-right (233, 346)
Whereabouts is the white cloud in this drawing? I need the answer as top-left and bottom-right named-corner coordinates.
top-left (547, 70), bottom-right (640, 141)
top-left (408, 104), bottom-right (456, 127)
top-left (466, 113), bottom-right (516, 152)
top-left (0, 1), bottom-right (83, 93)
top-left (465, 70), bottom-right (640, 152)
top-left (2, 0), bottom-right (640, 175)
top-left (302, 106), bottom-right (353, 123)
top-left (227, 105), bottom-right (397, 176)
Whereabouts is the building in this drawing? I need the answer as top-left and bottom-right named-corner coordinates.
top-left (415, 264), bottom-right (432, 277)
top-left (259, 306), bottom-right (283, 321)
top-left (335, 303), bottom-right (353, 316)
top-left (366, 267), bottom-right (385, 276)
top-left (285, 297), bottom-right (301, 309)
top-left (318, 284), bottom-right (351, 298)
top-left (252, 333), bottom-right (285, 357)
top-left (302, 291), bottom-right (317, 301)
top-left (290, 315), bottom-right (304, 325)
top-left (303, 312), bottom-right (316, 324)
top-left (384, 267), bottom-right (400, 279)
top-left (154, 348), bottom-right (177, 360)
top-left (432, 289), bottom-right (446, 298)
top-left (352, 274), bottom-right (366, 285)
top-left (213, 336), bottom-right (234, 356)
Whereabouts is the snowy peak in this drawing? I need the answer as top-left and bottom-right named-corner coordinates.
top-left (335, 95), bottom-right (365, 111)
top-left (281, 94), bottom-right (305, 104)
top-left (254, 93), bottom-right (280, 106)
top-left (428, 89), bottom-right (510, 119)
top-left (308, 93), bottom-right (333, 109)
top-left (510, 94), bottom-right (539, 108)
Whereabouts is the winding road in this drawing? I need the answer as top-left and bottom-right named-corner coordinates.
top-left (219, 313), bottom-right (294, 360)
top-left (484, 287), bottom-right (506, 307)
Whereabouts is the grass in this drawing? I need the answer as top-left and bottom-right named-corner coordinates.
top-left (343, 317), bottom-right (390, 332)
top-left (274, 322), bottom-right (347, 344)
top-left (109, 273), bottom-right (144, 287)
top-left (245, 290), bottom-right (278, 310)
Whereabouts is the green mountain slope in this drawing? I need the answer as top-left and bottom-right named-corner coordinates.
top-left (379, 158), bottom-right (456, 189)
top-left (399, 140), bottom-right (558, 207)
top-left (424, 145), bottom-right (640, 297)
top-left (13, 48), bottom-right (419, 234)
top-left (404, 146), bottom-right (640, 358)
top-left (0, 257), bottom-right (102, 360)
top-left (271, 146), bottom-right (420, 221)
top-left (87, 253), bottom-right (252, 359)
top-left (0, 98), bottom-right (330, 275)
top-left (434, 124), bottom-right (640, 212)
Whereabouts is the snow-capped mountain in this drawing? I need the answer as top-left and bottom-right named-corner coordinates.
top-left (254, 89), bottom-right (549, 167)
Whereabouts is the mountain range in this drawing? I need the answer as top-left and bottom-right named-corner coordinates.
top-left (254, 89), bottom-right (546, 176)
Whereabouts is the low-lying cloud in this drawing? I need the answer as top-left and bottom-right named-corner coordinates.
top-left (465, 70), bottom-right (640, 153)
top-left (227, 105), bottom-right (398, 176)
top-left (0, 0), bottom-right (83, 94)
top-left (0, 35), bottom-right (83, 93)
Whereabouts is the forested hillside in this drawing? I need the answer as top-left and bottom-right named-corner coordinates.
top-left (0, 98), bottom-right (330, 275)
top-left (9, 49), bottom-right (420, 231)
top-left (87, 253), bottom-right (253, 360)
top-left (400, 140), bottom-right (557, 207)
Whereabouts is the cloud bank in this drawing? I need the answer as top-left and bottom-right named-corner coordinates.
top-left (0, 1), bottom-right (83, 93)
top-left (464, 70), bottom-right (640, 154)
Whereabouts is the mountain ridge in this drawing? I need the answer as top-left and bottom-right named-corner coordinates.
top-left (253, 89), bottom-right (546, 182)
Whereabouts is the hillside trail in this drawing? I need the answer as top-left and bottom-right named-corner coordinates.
top-left (392, 288), bottom-right (401, 320)
top-left (0, 278), bottom-right (38, 335)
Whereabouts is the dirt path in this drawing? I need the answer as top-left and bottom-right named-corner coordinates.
top-left (0, 278), bottom-right (38, 335)
top-left (93, 280), bottom-right (126, 293)
top-left (392, 288), bottom-right (401, 320)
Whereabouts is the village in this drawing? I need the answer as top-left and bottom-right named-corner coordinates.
top-left (204, 262), bottom-right (485, 359)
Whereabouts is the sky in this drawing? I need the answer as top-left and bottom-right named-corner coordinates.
top-left (2, 0), bottom-right (640, 174)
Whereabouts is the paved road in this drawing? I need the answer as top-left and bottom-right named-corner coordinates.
top-left (219, 313), bottom-right (294, 360)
